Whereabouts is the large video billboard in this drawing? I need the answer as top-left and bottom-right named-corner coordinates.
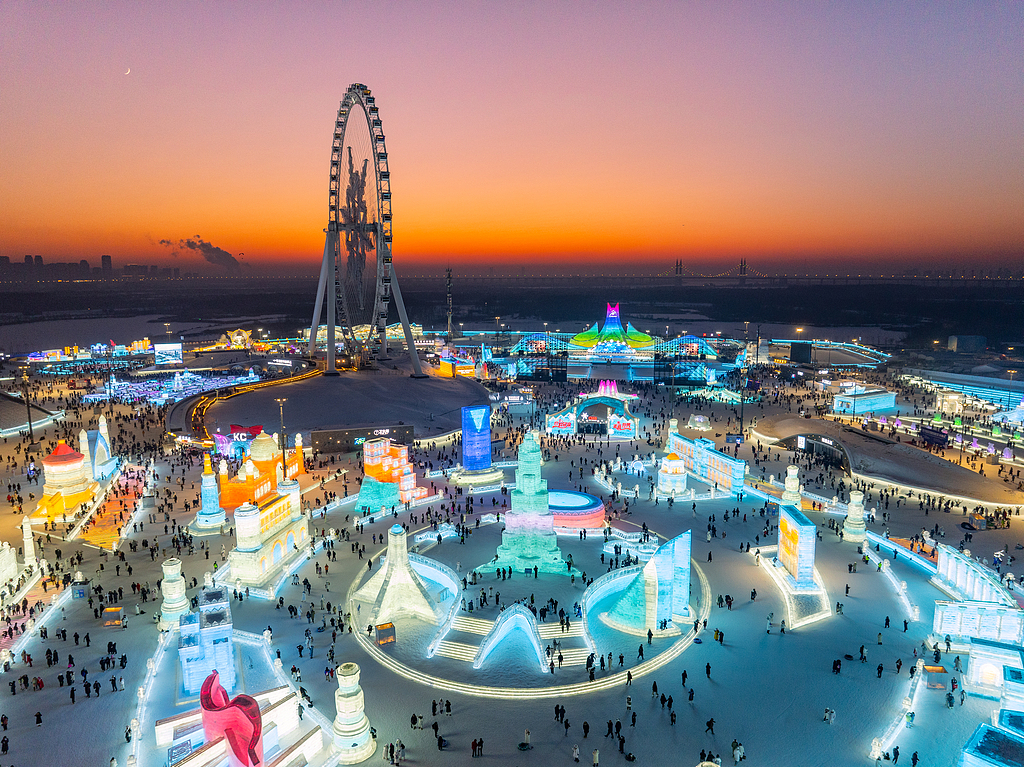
top-left (461, 405), bottom-right (492, 471)
top-left (154, 343), bottom-right (183, 365)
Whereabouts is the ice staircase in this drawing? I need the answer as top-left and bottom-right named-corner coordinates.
top-left (441, 610), bottom-right (592, 666)
top-left (537, 621), bottom-right (583, 639)
top-left (451, 615), bottom-right (493, 635)
top-left (433, 640), bottom-right (478, 661)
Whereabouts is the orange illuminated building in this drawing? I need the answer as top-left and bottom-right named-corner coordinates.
top-left (218, 432), bottom-right (305, 512)
top-left (35, 442), bottom-right (99, 521)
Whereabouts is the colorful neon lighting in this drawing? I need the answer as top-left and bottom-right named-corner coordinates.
top-left (461, 406), bottom-right (492, 472)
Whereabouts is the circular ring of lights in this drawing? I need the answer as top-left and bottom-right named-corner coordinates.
top-left (343, 549), bottom-right (712, 699)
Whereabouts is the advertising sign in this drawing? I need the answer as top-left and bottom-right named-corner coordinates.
top-left (920, 425), bottom-right (949, 447)
top-left (608, 414), bottom-right (636, 439)
top-left (311, 425), bottom-right (415, 453)
top-left (546, 411), bottom-right (576, 435)
top-left (154, 343), bottom-right (183, 365)
top-left (461, 405), bottom-right (492, 471)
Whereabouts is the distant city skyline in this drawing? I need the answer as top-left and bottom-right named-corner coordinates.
top-left (2, 2), bottom-right (1022, 273)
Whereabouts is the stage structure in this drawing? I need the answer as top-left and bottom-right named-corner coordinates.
top-left (831, 383), bottom-right (897, 415)
top-left (665, 421), bottom-right (746, 494)
top-left (491, 431), bottom-right (566, 574)
top-left (508, 304), bottom-right (721, 382)
top-left (307, 83), bottom-right (423, 375)
top-left (545, 380), bottom-right (640, 439)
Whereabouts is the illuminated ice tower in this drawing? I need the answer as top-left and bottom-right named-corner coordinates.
top-left (191, 454), bottom-right (226, 530)
top-left (843, 490), bottom-right (867, 545)
top-left (332, 662), bottom-right (376, 763)
top-left (451, 405), bottom-right (504, 486)
top-left (160, 558), bottom-right (191, 629)
top-left (491, 431), bottom-right (565, 574)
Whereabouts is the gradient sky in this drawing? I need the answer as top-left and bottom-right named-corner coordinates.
top-left (2, 2), bottom-right (1023, 274)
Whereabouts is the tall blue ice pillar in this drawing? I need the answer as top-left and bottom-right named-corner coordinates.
top-left (462, 405), bottom-right (492, 472)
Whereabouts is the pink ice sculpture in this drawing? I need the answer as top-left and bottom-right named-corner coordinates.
top-left (200, 671), bottom-right (264, 767)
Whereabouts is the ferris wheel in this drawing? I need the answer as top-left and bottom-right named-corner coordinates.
top-left (308, 83), bottom-right (422, 375)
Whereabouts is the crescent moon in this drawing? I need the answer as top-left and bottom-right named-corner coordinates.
top-left (124, 68), bottom-right (131, 75)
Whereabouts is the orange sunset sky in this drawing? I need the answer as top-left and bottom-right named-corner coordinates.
top-left (1, 2), bottom-right (1023, 275)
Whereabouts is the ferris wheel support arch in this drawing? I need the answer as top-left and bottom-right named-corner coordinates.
top-left (307, 83), bottom-right (423, 377)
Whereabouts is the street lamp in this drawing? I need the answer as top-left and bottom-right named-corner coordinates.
top-left (164, 322), bottom-right (171, 340)
top-left (21, 367), bottom-right (37, 450)
top-left (1009, 370), bottom-right (1018, 409)
top-left (739, 322), bottom-right (749, 436)
top-left (275, 398), bottom-right (288, 480)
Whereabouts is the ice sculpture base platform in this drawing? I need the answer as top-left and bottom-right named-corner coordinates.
top-left (450, 466), bottom-right (506, 487)
top-left (756, 545), bottom-right (832, 630)
top-left (491, 531), bottom-right (568, 576)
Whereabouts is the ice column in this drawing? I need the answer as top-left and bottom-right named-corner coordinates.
top-left (332, 662), bottom-right (376, 764)
top-left (21, 517), bottom-right (36, 570)
top-left (781, 465), bottom-right (801, 506)
top-left (843, 490), bottom-right (867, 545)
top-left (159, 558), bottom-right (190, 629)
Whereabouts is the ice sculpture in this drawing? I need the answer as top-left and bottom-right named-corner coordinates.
top-left (490, 431), bottom-right (565, 575)
top-left (353, 524), bottom-right (438, 625)
top-left (607, 532), bottom-right (691, 632)
top-left (332, 662), bottom-right (376, 763)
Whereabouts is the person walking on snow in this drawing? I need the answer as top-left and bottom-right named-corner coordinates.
top-left (732, 740), bottom-right (745, 764)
